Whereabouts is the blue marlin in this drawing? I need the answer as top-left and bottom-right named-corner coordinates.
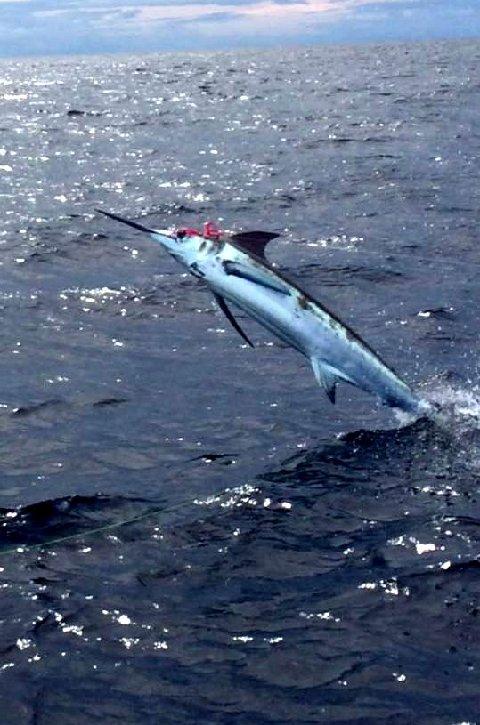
top-left (98, 210), bottom-right (431, 416)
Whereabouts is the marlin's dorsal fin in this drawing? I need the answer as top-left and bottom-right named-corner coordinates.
top-left (231, 231), bottom-right (280, 260)
top-left (214, 293), bottom-right (254, 348)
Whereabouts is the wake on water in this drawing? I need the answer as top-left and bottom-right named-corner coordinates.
top-left (1, 381), bottom-right (478, 552)
top-left (392, 380), bottom-right (480, 481)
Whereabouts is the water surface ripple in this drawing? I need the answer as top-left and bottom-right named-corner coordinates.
top-left (0, 39), bottom-right (479, 723)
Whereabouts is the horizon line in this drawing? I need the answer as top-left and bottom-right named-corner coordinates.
top-left (0, 31), bottom-right (478, 62)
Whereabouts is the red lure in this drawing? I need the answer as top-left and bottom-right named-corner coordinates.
top-left (176, 221), bottom-right (222, 239)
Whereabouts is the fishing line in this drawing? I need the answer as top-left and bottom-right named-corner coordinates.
top-left (0, 499), bottom-right (189, 558)
top-left (0, 484), bottom-right (260, 558)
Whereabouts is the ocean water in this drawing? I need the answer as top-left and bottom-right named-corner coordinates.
top-left (0, 38), bottom-right (479, 722)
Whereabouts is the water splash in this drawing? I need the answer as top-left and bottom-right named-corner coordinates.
top-left (397, 382), bottom-right (480, 475)
top-left (426, 382), bottom-right (480, 432)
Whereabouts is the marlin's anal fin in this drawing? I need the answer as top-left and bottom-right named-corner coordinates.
top-left (311, 358), bottom-right (339, 405)
top-left (214, 293), bottom-right (254, 348)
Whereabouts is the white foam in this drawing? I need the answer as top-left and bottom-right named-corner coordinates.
top-left (425, 382), bottom-right (480, 435)
top-left (391, 381), bottom-right (480, 477)
top-left (393, 381), bottom-right (480, 432)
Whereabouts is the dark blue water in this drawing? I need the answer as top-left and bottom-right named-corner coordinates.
top-left (0, 39), bottom-right (479, 722)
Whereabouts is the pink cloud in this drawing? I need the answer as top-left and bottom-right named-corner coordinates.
top-left (133, 0), bottom-right (338, 24)
top-left (243, 1), bottom-right (334, 17)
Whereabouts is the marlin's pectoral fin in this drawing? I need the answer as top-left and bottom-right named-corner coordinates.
top-left (311, 358), bottom-right (341, 405)
top-left (223, 261), bottom-right (290, 295)
top-left (214, 293), bottom-right (254, 348)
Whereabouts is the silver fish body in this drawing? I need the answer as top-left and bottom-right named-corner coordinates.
top-left (99, 210), bottom-right (429, 416)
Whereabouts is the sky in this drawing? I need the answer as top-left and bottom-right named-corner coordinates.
top-left (0, 0), bottom-right (478, 57)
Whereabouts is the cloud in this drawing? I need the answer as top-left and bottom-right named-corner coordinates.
top-left (128, 0), bottom-right (333, 25)
top-left (0, 0), bottom-right (479, 56)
